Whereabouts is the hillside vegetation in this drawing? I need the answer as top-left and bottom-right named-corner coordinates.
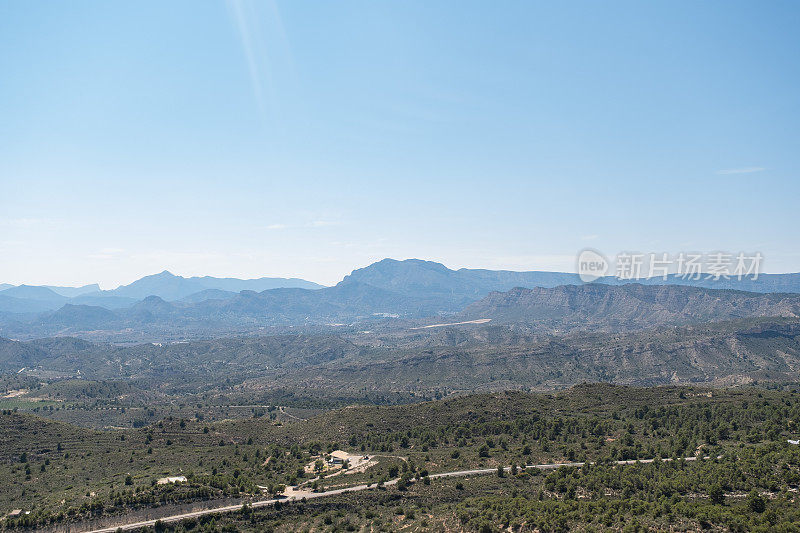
top-left (2, 384), bottom-right (799, 531)
top-left (3, 318), bottom-right (799, 402)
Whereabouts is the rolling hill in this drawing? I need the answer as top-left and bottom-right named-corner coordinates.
top-left (1, 317), bottom-right (799, 392)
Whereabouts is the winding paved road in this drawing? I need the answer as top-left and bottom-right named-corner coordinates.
top-left (83, 456), bottom-right (706, 532)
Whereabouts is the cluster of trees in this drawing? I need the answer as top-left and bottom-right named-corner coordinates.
top-left (335, 390), bottom-right (799, 470)
top-left (457, 444), bottom-right (800, 532)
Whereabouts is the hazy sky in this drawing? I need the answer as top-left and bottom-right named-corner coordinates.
top-left (1, 1), bottom-right (798, 288)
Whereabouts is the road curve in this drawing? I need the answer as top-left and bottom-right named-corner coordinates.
top-left (82, 456), bottom-right (706, 532)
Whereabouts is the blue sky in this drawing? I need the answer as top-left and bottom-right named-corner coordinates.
top-left (1, 1), bottom-right (798, 287)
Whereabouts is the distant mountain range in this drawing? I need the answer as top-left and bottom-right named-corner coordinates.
top-left (106, 271), bottom-right (325, 300)
top-left (0, 271), bottom-right (325, 313)
top-left (1, 258), bottom-right (800, 341)
top-left (347, 258), bottom-right (800, 296)
top-left (3, 258), bottom-right (800, 393)
top-left (45, 283), bottom-right (101, 298)
top-left (460, 283), bottom-right (800, 333)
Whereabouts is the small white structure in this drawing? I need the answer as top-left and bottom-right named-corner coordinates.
top-left (328, 450), bottom-right (349, 465)
top-left (157, 476), bottom-right (187, 485)
top-left (788, 439), bottom-right (800, 445)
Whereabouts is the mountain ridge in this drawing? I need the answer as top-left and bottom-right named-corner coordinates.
top-left (0, 271), bottom-right (326, 312)
top-left (3, 279), bottom-right (800, 342)
top-left (2, 259), bottom-right (800, 341)
top-left (461, 283), bottom-right (800, 332)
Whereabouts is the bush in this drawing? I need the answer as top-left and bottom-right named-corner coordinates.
top-left (708, 484), bottom-right (725, 505)
top-left (747, 490), bottom-right (766, 513)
